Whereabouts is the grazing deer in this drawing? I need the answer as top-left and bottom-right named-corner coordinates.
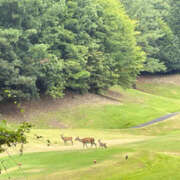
top-left (60, 134), bottom-right (73, 145)
top-left (34, 134), bottom-right (43, 139)
top-left (98, 139), bottom-right (107, 148)
top-left (75, 136), bottom-right (96, 148)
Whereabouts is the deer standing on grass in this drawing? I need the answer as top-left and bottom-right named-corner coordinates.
top-left (98, 139), bottom-right (107, 148)
top-left (34, 134), bottom-right (43, 139)
top-left (60, 134), bottom-right (73, 145)
top-left (75, 136), bottom-right (96, 148)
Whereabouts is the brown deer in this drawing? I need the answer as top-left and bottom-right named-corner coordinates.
top-left (75, 136), bottom-right (96, 148)
top-left (98, 139), bottom-right (107, 148)
top-left (60, 134), bottom-right (73, 145)
top-left (34, 134), bottom-right (43, 139)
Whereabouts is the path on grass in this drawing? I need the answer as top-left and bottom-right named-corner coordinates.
top-left (132, 112), bottom-right (179, 128)
top-left (0, 136), bottom-right (153, 158)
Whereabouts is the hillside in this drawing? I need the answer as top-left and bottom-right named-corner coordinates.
top-left (1, 75), bottom-right (180, 129)
top-left (0, 109), bottom-right (180, 180)
top-left (0, 75), bottom-right (180, 180)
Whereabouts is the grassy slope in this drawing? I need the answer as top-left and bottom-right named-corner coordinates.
top-left (1, 75), bottom-right (180, 179)
top-left (136, 74), bottom-right (180, 99)
top-left (28, 86), bottom-right (180, 129)
top-left (2, 74), bottom-right (180, 129)
top-left (1, 117), bottom-right (180, 180)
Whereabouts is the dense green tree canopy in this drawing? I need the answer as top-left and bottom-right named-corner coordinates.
top-left (0, 0), bottom-right (144, 101)
top-left (121, 0), bottom-right (180, 73)
top-left (163, 0), bottom-right (180, 71)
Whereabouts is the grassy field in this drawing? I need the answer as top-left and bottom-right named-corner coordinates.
top-left (1, 75), bottom-right (180, 180)
top-left (0, 117), bottom-right (180, 180)
top-left (2, 75), bottom-right (180, 129)
top-left (21, 85), bottom-right (180, 129)
top-left (136, 74), bottom-right (180, 99)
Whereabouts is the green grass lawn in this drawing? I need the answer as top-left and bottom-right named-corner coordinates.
top-left (1, 115), bottom-right (180, 180)
top-left (0, 126), bottom-right (180, 180)
top-left (1, 75), bottom-right (180, 180)
top-left (136, 81), bottom-right (180, 99)
top-left (4, 75), bottom-right (180, 129)
top-left (0, 146), bottom-right (132, 180)
top-left (28, 86), bottom-right (180, 129)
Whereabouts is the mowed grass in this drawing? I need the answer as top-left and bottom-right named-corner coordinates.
top-left (0, 146), bottom-right (133, 180)
top-left (137, 81), bottom-right (180, 99)
top-left (1, 75), bottom-right (180, 179)
top-left (0, 128), bottom-right (149, 157)
top-left (29, 86), bottom-right (180, 129)
top-left (1, 115), bottom-right (180, 180)
top-left (4, 74), bottom-right (180, 129)
top-left (1, 122), bottom-right (180, 180)
top-left (136, 74), bottom-right (180, 99)
top-left (1, 140), bottom-right (180, 180)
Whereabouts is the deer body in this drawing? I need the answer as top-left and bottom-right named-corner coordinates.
top-left (35, 134), bottom-right (43, 139)
top-left (61, 135), bottom-right (73, 145)
top-left (75, 136), bottom-right (96, 148)
top-left (98, 139), bottom-right (107, 148)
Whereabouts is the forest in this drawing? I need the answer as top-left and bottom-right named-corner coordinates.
top-left (0, 0), bottom-right (179, 102)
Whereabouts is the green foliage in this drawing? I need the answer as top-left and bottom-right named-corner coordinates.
top-left (0, 121), bottom-right (32, 153)
top-left (155, 20), bottom-right (180, 71)
top-left (94, 0), bottom-right (145, 88)
top-left (0, 0), bottom-right (144, 101)
top-left (121, 0), bottom-right (180, 73)
top-left (169, 0), bottom-right (180, 39)
top-left (163, 0), bottom-right (180, 71)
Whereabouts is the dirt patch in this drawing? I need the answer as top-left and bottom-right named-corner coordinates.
top-left (138, 74), bottom-right (180, 85)
top-left (100, 90), bottom-right (122, 102)
top-left (0, 92), bottom-right (121, 124)
top-left (106, 90), bottom-right (122, 99)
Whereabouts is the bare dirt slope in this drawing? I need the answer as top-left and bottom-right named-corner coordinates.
top-left (138, 74), bottom-right (180, 85)
top-left (0, 91), bottom-right (121, 123)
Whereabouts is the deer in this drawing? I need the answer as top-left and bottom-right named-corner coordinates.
top-left (75, 136), bottom-right (96, 148)
top-left (98, 139), bottom-right (107, 148)
top-left (60, 134), bottom-right (73, 145)
top-left (34, 134), bottom-right (43, 139)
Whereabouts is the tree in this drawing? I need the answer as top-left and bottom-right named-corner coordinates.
top-left (0, 0), bottom-right (145, 101)
top-left (0, 121), bottom-right (32, 153)
top-left (155, 20), bottom-right (180, 71)
top-left (161, 0), bottom-right (180, 71)
top-left (120, 0), bottom-right (170, 73)
top-left (39, 0), bottom-right (145, 92)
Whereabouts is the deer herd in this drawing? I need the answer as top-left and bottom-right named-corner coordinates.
top-left (61, 134), bottom-right (107, 148)
top-left (34, 134), bottom-right (107, 148)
